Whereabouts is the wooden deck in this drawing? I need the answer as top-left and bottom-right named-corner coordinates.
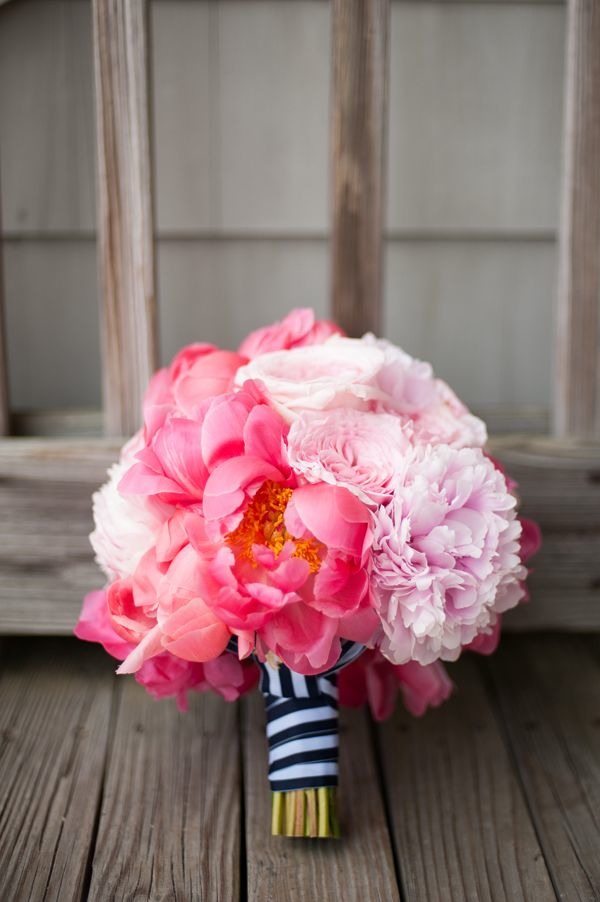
top-left (0, 634), bottom-right (599, 901)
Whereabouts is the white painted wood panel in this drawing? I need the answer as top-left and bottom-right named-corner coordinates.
top-left (1, 0), bottom-right (565, 235)
top-left (215, 0), bottom-right (330, 232)
top-left (152, 0), bottom-right (213, 231)
top-left (384, 239), bottom-right (556, 407)
top-left (3, 241), bottom-right (100, 409)
top-left (387, 2), bottom-right (565, 232)
top-left (0, 0), bottom-right (95, 233)
top-left (2, 237), bottom-right (554, 412)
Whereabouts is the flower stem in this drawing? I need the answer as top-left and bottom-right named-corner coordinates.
top-left (271, 788), bottom-right (340, 838)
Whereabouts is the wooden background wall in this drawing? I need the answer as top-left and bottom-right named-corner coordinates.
top-left (0, 0), bottom-right (565, 433)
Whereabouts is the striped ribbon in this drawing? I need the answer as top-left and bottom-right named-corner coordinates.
top-left (258, 640), bottom-right (365, 792)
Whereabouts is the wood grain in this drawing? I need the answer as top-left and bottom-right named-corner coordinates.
top-left (487, 635), bottom-right (600, 900)
top-left (330, 0), bottom-right (389, 336)
top-left (555, 0), bottom-right (600, 439)
top-left (93, 0), bottom-right (158, 437)
top-left (0, 638), bottom-right (114, 902)
top-left (0, 186), bottom-right (9, 436)
top-left (87, 681), bottom-right (241, 901)
top-left (377, 654), bottom-right (556, 901)
top-left (0, 438), bottom-right (118, 634)
top-left (242, 692), bottom-right (400, 901)
top-left (489, 435), bottom-right (600, 631)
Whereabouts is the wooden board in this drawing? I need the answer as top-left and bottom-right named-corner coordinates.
top-left (242, 691), bottom-right (400, 901)
top-left (330, 0), bottom-right (389, 336)
top-left (87, 681), bottom-right (241, 901)
top-left (92, 0), bottom-right (157, 436)
top-left (0, 438), bottom-right (118, 634)
top-left (555, 0), bottom-right (600, 439)
top-left (487, 635), bottom-right (600, 900)
top-left (0, 638), bottom-right (114, 901)
top-left (377, 653), bottom-right (557, 901)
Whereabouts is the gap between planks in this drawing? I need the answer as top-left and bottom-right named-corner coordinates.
top-left (485, 634), bottom-right (600, 901)
top-left (376, 652), bottom-right (557, 901)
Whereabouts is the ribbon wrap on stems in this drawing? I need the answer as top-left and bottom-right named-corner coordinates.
top-left (258, 641), bottom-right (365, 792)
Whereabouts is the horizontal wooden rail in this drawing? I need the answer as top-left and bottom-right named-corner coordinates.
top-left (0, 435), bottom-right (597, 634)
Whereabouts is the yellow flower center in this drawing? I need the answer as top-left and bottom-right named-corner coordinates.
top-left (225, 480), bottom-right (324, 574)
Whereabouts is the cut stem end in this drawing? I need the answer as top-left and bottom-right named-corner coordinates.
top-left (271, 787), bottom-right (340, 838)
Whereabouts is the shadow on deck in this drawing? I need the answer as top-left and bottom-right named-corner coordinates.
top-left (0, 634), bottom-right (599, 901)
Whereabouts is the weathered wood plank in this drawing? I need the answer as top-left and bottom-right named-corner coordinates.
top-left (87, 681), bottom-right (240, 901)
top-left (330, 0), bottom-right (389, 336)
top-left (489, 435), bottom-right (600, 631)
top-left (0, 193), bottom-right (9, 437)
top-left (0, 434), bottom-right (599, 632)
top-left (243, 691), bottom-right (400, 902)
top-left (555, 0), bottom-right (600, 439)
top-left (377, 654), bottom-right (556, 901)
top-left (0, 638), bottom-right (114, 902)
top-left (487, 635), bottom-right (600, 900)
top-left (93, 0), bottom-right (158, 436)
top-left (0, 439), bottom-right (118, 634)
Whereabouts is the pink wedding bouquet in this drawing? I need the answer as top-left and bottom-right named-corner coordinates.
top-left (76, 308), bottom-right (540, 837)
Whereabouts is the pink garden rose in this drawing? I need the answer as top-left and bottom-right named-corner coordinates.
top-left (238, 307), bottom-right (342, 358)
top-left (371, 444), bottom-right (526, 665)
top-left (363, 335), bottom-right (487, 448)
top-left (234, 336), bottom-right (386, 421)
top-left (288, 409), bottom-right (410, 506)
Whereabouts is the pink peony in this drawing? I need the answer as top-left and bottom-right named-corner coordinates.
top-left (234, 336), bottom-right (386, 421)
top-left (288, 409), bottom-right (410, 506)
top-left (202, 479), bottom-right (374, 675)
top-left (371, 444), bottom-right (526, 665)
top-left (75, 588), bottom-right (258, 710)
top-left (238, 307), bottom-right (343, 359)
top-left (338, 649), bottom-right (454, 720)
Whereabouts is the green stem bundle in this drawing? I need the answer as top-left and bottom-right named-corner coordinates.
top-left (271, 787), bottom-right (341, 838)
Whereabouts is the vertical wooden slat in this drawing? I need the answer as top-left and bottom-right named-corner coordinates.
top-left (93, 0), bottom-right (157, 437)
top-left (330, 0), bottom-right (390, 337)
top-left (0, 177), bottom-right (10, 437)
top-left (554, 0), bottom-right (600, 440)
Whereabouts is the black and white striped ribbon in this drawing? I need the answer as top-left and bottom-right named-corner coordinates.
top-left (258, 640), bottom-right (365, 792)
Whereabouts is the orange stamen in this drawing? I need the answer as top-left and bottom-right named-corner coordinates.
top-left (225, 480), bottom-right (324, 573)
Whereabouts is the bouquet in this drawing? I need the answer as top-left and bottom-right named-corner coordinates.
top-left (76, 308), bottom-right (540, 837)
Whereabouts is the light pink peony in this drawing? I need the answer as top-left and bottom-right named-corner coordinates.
top-left (238, 307), bottom-right (342, 359)
top-left (288, 409), bottom-right (410, 506)
top-left (363, 335), bottom-right (487, 448)
top-left (371, 444), bottom-right (526, 665)
top-left (234, 336), bottom-right (386, 421)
